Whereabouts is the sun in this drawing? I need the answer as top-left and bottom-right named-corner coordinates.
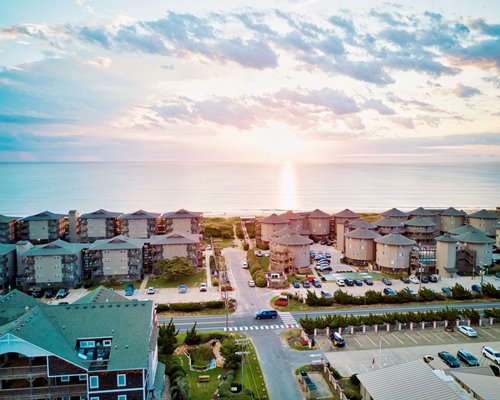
top-left (252, 122), bottom-right (304, 162)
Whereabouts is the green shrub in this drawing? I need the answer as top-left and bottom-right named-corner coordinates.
top-left (350, 374), bottom-right (360, 385)
top-left (83, 279), bottom-right (93, 289)
top-left (484, 308), bottom-right (500, 318)
top-left (243, 242), bottom-right (249, 251)
top-left (255, 272), bottom-right (267, 287)
top-left (170, 303), bottom-right (203, 312)
top-left (205, 300), bottom-right (225, 309)
top-left (481, 283), bottom-right (500, 298)
top-left (451, 284), bottom-right (473, 300)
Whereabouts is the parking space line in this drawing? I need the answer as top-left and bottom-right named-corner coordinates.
top-left (491, 328), bottom-right (500, 334)
top-left (354, 337), bottom-right (362, 347)
top-left (428, 331), bottom-right (445, 342)
top-left (379, 335), bottom-right (390, 346)
top-left (390, 333), bottom-right (405, 344)
top-left (478, 328), bottom-right (495, 339)
top-left (403, 332), bottom-right (418, 344)
top-left (416, 331), bottom-right (431, 343)
top-left (442, 331), bottom-right (458, 341)
top-left (365, 335), bottom-right (377, 347)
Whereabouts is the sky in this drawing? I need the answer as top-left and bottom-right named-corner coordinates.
top-left (1, 0), bottom-right (499, 163)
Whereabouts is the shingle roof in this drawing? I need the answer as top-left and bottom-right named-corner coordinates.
top-left (357, 360), bottom-right (463, 400)
top-left (333, 209), bottom-right (360, 218)
top-left (449, 225), bottom-right (484, 236)
top-left (455, 231), bottom-right (495, 244)
top-left (374, 233), bottom-right (416, 246)
top-left (0, 289), bottom-right (154, 371)
top-left (273, 226), bottom-right (300, 237)
top-left (346, 219), bottom-right (377, 230)
top-left (404, 217), bottom-right (436, 227)
top-left (279, 211), bottom-right (304, 220)
top-left (74, 286), bottom-right (130, 304)
top-left (0, 214), bottom-right (18, 223)
top-left (374, 218), bottom-right (405, 228)
top-left (23, 211), bottom-right (66, 221)
top-left (381, 208), bottom-right (408, 218)
top-left (148, 232), bottom-right (197, 245)
top-left (307, 209), bottom-right (331, 218)
top-left (467, 209), bottom-right (499, 219)
top-left (161, 209), bottom-right (202, 219)
top-left (273, 232), bottom-right (312, 246)
top-left (440, 207), bottom-right (466, 217)
top-left (259, 213), bottom-right (289, 224)
top-left (435, 235), bottom-right (458, 243)
top-left (408, 207), bottom-right (434, 217)
top-left (451, 371), bottom-right (500, 400)
top-left (79, 209), bottom-right (122, 219)
top-left (0, 244), bottom-right (16, 256)
top-left (22, 240), bottom-right (88, 256)
top-left (0, 289), bottom-right (42, 327)
top-left (120, 209), bottom-right (160, 220)
top-left (345, 228), bottom-right (381, 240)
top-left (89, 235), bottom-right (145, 250)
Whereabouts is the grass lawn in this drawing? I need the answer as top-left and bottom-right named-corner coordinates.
top-left (177, 354), bottom-right (223, 400)
top-left (86, 279), bottom-right (141, 291)
top-left (148, 270), bottom-right (206, 288)
top-left (234, 337), bottom-right (269, 399)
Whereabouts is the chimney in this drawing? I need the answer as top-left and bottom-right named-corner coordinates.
top-left (68, 210), bottom-right (80, 243)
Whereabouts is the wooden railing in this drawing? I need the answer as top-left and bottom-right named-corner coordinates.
top-left (0, 365), bottom-right (47, 379)
top-left (0, 383), bottom-right (87, 399)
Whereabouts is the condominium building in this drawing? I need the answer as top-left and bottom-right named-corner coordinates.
top-left (307, 209), bottom-right (331, 239)
top-left (120, 210), bottom-right (160, 239)
top-left (256, 213), bottom-right (289, 245)
top-left (435, 235), bottom-right (458, 278)
top-left (467, 209), bottom-right (499, 236)
top-left (160, 209), bottom-right (203, 237)
top-left (18, 211), bottom-right (67, 244)
top-left (374, 233), bottom-right (416, 272)
top-left (495, 223), bottom-right (500, 249)
top-left (345, 228), bottom-right (381, 266)
top-left (332, 209), bottom-right (360, 252)
top-left (374, 218), bottom-right (405, 235)
top-left (408, 207), bottom-right (441, 231)
top-left (438, 207), bottom-right (466, 234)
top-left (270, 230), bottom-right (312, 273)
top-left (86, 235), bottom-right (144, 280)
top-left (345, 219), bottom-right (377, 232)
top-left (79, 209), bottom-right (122, 242)
top-left (454, 230), bottom-right (495, 268)
top-left (279, 211), bottom-right (309, 236)
top-left (380, 208), bottom-right (409, 221)
top-left (403, 217), bottom-right (437, 243)
top-left (0, 288), bottom-right (164, 400)
top-left (146, 232), bottom-right (201, 273)
top-left (17, 239), bottom-right (87, 290)
top-left (0, 244), bottom-right (16, 292)
top-left (0, 214), bottom-right (18, 244)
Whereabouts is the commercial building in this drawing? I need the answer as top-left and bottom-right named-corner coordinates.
top-left (467, 209), bottom-right (499, 236)
top-left (344, 228), bottom-right (381, 266)
top-left (120, 210), bottom-right (161, 239)
top-left (0, 214), bottom-right (18, 244)
top-left (79, 209), bottom-right (122, 242)
top-left (374, 233), bottom-right (416, 272)
top-left (0, 288), bottom-right (164, 400)
top-left (0, 244), bottom-right (16, 292)
top-left (18, 211), bottom-right (67, 244)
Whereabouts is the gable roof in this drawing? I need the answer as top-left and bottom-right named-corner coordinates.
top-left (308, 209), bottom-right (331, 218)
top-left (161, 209), bottom-right (202, 219)
top-left (79, 209), bottom-right (122, 219)
top-left (22, 240), bottom-right (88, 257)
top-left (259, 213), bottom-right (289, 224)
top-left (345, 228), bottom-right (381, 240)
top-left (89, 235), bottom-right (145, 250)
top-left (451, 371), bottom-right (500, 400)
top-left (120, 209), bottom-right (160, 220)
top-left (0, 244), bottom-right (16, 256)
top-left (0, 290), bottom-right (42, 327)
top-left (0, 214), bottom-right (18, 223)
top-left (374, 233), bottom-right (416, 246)
top-left (23, 211), bottom-right (66, 221)
top-left (148, 232), bottom-right (197, 245)
top-left (357, 360), bottom-right (462, 400)
top-left (404, 217), bottom-right (436, 227)
top-left (467, 209), bottom-right (499, 219)
top-left (333, 209), bottom-right (360, 219)
top-left (381, 208), bottom-right (408, 218)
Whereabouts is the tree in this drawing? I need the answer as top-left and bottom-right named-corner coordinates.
top-left (161, 318), bottom-right (179, 355)
top-left (171, 376), bottom-right (189, 400)
top-left (184, 322), bottom-right (201, 345)
top-left (155, 257), bottom-right (194, 279)
top-left (220, 337), bottom-right (240, 369)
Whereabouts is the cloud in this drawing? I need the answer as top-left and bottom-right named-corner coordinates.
top-left (85, 56), bottom-right (112, 69)
top-left (328, 15), bottom-right (356, 35)
top-left (470, 19), bottom-right (500, 37)
top-left (393, 117), bottom-right (415, 129)
top-left (454, 83), bottom-right (482, 98)
top-left (0, 114), bottom-right (73, 125)
top-left (363, 99), bottom-right (395, 115)
top-left (276, 88), bottom-right (360, 115)
top-left (215, 38), bottom-right (278, 69)
top-left (79, 26), bottom-right (111, 48)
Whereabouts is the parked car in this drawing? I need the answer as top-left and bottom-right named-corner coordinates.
top-left (345, 278), bottom-right (354, 286)
top-left (354, 279), bottom-right (363, 286)
top-left (336, 278), bottom-right (346, 287)
top-left (330, 332), bottom-right (345, 347)
top-left (420, 275), bottom-right (429, 284)
top-left (364, 277), bottom-right (373, 286)
top-left (410, 276), bottom-right (420, 284)
top-left (302, 280), bottom-right (311, 288)
top-left (124, 283), bottom-right (134, 296)
top-left (382, 278), bottom-right (392, 286)
top-left (441, 287), bottom-right (452, 296)
top-left (423, 355), bottom-right (434, 363)
top-left (200, 282), bottom-right (207, 292)
top-left (32, 290), bottom-right (44, 298)
top-left (438, 351), bottom-right (460, 368)
top-left (206, 244), bottom-right (212, 250)
top-left (177, 284), bottom-right (187, 294)
top-left (248, 280), bottom-right (255, 287)
top-left (401, 276), bottom-right (410, 284)
top-left (292, 281), bottom-right (300, 288)
top-left (44, 290), bottom-right (54, 299)
top-left (482, 346), bottom-right (500, 364)
top-left (383, 288), bottom-right (397, 296)
top-left (318, 265), bottom-right (333, 272)
top-left (325, 251), bottom-right (332, 258)
top-left (55, 288), bottom-right (69, 299)
top-left (312, 279), bottom-right (322, 288)
top-left (242, 261), bottom-right (248, 269)
top-left (429, 274), bottom-right (439, 282)
top-left (255, 309), bottom-right (278, 320)
top-left (320, 291), bottom-right (333, 299)
top-left (403, 287), bottom-right (417, 296)
top-left (471, 284), bottom-right (481, 293)
top-left (458, 325), bottom-right (478, 338)
top-left (147, 286), bottom-right (156, 295)
top-left (457, 350), bottom-right (479, 366)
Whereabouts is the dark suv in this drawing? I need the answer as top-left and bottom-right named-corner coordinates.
top-left (457, 350), bottom-right (479, 366)
top-left (438, 351), bottom-right (460, 368)
top-left (255, 309), bottom-right (278, 320)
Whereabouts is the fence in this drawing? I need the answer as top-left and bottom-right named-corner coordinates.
top-left (183, 351), bottom-right (217, 372)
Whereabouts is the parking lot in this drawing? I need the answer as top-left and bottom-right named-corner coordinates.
top-left (323, 325), bottom-right (500, 376)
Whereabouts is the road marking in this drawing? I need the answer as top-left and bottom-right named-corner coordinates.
top-left (379, 335), bottom-right (390, 345)
top-left (246, 326), bottom-right (251, 330)
top-left (478, 329), bottom-right (495, 339)
top-left (491, 328), bottom-right (500, 334)
top-left (416, 331), bottom-right (431, 343)
top-left (354, 337), bottom-right (362, 347)
top-left (442, 331), bottom-right (458, 341)
top-left (390, 333), bottom-right (405, 344)
top-left (403, 332), bottom-right (418, 344)
top-left (280, 324), bottom-right (285, 329)
top-left (264, 325), bottom-right (270, 329)
top-left (429, 331), bottom-right (445, 342)
top-left (365, 335), bottom-right (377, 347)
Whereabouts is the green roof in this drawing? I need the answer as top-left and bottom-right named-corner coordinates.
top-left (408, 207), bottom-right (434, 217)
top-left (374, 233), bottom-right (416, 246)
top-left (0, 289), bottom-right (42, 327)
top-left (374, 218), bottom-right (405, 228)
top-left (89, 235), bottom-right (145, 250)
top-left (381, 208), bottom-right (408, 218)
top-left (0, 244), bottom-right (16, 256)
top-left (448, 225), bottom-right (484, 236)
top-left (404, 217), bottom-right (436, 227)
top-left (22, 240), bottom-right (88, 257)
top-left (0, 289), bottom-right (154, 371)
top-left (435, 235), bottom-right (458, 243)
top-left (148, 233), bottom-right (197, 245)
top-left (74, 286), bottom-right (131, 304)
top-left (440, 207), bottom-right (466, 217)
top-left (0, 214), bottom-right (18, 223)
top-left (345, 228), bottom-right (381, 240)
top-left (23, 211), bottom-right (66, 221)
top-left (467, 209), bottom-right (499, 219)
top-left (455, 231), bottom-right (495, 244)
top-left (153, 361), bottom-right (166, 392)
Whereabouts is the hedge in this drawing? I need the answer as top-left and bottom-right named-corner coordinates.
top-left (156, 301), bottom-right (225, 313)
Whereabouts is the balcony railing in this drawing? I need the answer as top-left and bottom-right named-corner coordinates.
top-left (0, 384), bottom-right (87, 400)
top-left (0, 365), bottom-right (47, 379)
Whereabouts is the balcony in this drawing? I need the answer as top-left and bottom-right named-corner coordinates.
top-left (0, 365), bottom-right (47, 379)
top-left (0, 384), bottom-right (87, 399)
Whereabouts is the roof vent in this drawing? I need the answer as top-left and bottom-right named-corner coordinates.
top-left (115, 345), bottom-right (118, 349)
top-left (25, 306), bottom-right (30, 312)
top-left (62, 325), bottom-right (66, 329)
top-left (112, 329), bottom-right (114, 333)
top-left (125, 345), bottom-right (128, 349)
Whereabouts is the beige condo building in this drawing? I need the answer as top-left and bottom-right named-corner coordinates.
top-left (374, 233), bottom-right (416, 272)
top-left (380, 208), bottom-right (409, 221)
top-left (270, 230), bottom-right (313, 273)
top-left (257, 213), bottom-right (289, 245)
top-left (467, 209), bottom-right (499, 236)
top-left (160, 209), bottom-right (203, 237)
top-left (306, 209), bottom-right (331, 239)
top-left (403, 217), bottom-right (437, 243)
top-left (438, 207), bottom-right (466, 234)
top-left (345, 228), bottom-right (381, 266)
top-left (332, 209), bottom-right (360, 252)
top-left (146, 232), bottom-right (201, 272)
top-left (435, 235), bottom-right (458, 278)
top-left (120, 209), bottom-right (160, 239)
top-left (79, 209), bottom-right (122, 242)
top-left (19, 211), bottom-right (67, 244)
top-left (374, 218), bottom-right (405, 235)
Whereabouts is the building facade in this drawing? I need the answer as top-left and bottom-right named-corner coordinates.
top-left (18, 211), bottom-right (67, 244)
top-left (374, 233), bottom-right (416, 272)
top-left (438, 207), bottom-right (466, 234)
top-left (79, 209), bottom-right (122, 242)
top-left (160, 209), bottom-right (203, 237)
top-left (0, 244), bottom-right (16, 292)
top-left (344, 228), bottom-right (381, 266)
top-left (435, 235), bottom-right (458, 278)
top-left (332, 209), bottom-right (360, 252)
top-left (270, 231), bottom-right (312, 273)
top-left (380, 208), bottom-right (409, 221)
top-left (374, 218), bottom-right (405, 235)
top-left (467, 209), bottom-right (499, 236)
top-left (307, 209), bottom-right (331, 239)
top-left (146, 232), bottom-right (201, 273)
top-left (120, 210), bottom-right (161, 239)
top-left (0, 214), bottom-right (18, 244)
top-left (403, 217), bottom-right (437, 243)
top-left (257, 213), bottom-right (289, 245)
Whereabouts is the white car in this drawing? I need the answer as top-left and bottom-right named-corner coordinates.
top-left (410, 276), bottom-right (420, 284)
top-left (242, 261), bottom-right (248, 269)
top-left (206, 244), bottom-right (212, 250)
top-left (482, 346), bottom-right (500, 364)
top-left (336, 278), bottom-right (345, 287)
top-left (200, 282), bottom-right (207, 292)
top-left (146, 287), bottom-right (155, 295)
top-left (458, 325), bottom-right (478, 338)
top-left (248, 280), bottom-right (255, 287)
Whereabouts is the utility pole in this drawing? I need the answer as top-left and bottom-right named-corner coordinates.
top-left (235, 339), bottom-right (250, 389)
top-left (212, 236), bottom-right (229, 331)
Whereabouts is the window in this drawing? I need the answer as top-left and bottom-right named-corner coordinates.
top-left (90, 397), bottom-right (99, 400)
top-left (80, 340), bottom-right (95, 348)
top-left (89, 376), bottom-right (99, 389)
top-left (117, 374), bottom-right (126, 387)
top-left (61, 375), bottom-right (70, 382)
top-left (118, 396), bottom-right (127, 400)
top-left (79, 375), bottom-right (86, 381)
top-left (103, 339), bottom-right (112, 347)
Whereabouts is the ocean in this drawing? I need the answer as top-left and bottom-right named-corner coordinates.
top-left (0, 161), bottom-right (499, 216)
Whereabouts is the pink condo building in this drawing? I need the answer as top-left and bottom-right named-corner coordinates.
top-left (345, 228), bottom-right (381, 266)
top-left (332, 209), bottom-right (360, 252)
top-left (306, 209), bottom-right (332, 240)
top-left (374, 233), bottom-right (416, 273)
top-left (256, 213), bottom-right (289, 246)
top-left (279, 211), bottom-right (310, 236)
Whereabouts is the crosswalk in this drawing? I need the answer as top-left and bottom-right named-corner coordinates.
top-left (223, 312), bottom-right (301, 332)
